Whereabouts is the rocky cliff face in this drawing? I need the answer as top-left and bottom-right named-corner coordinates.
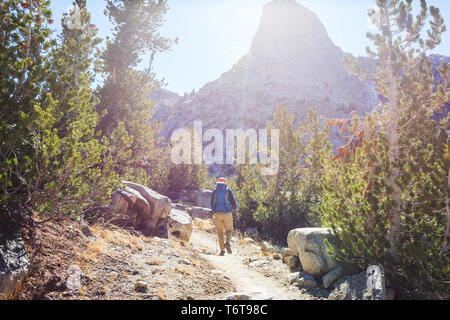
top-left (149, 88), bottom-right (182, 124)
top-left (158, 0), bottom-right (378, 141)
top-left (151, 0), bottom-right (448, 153)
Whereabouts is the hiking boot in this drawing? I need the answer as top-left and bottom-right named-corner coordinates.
top-left (219, 251), bottom-right (225, 256)
top-left (224, 242), bottom-right (232, 254)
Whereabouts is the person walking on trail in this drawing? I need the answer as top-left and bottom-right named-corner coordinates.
top-left (210, 177), bottom-right (238, 256)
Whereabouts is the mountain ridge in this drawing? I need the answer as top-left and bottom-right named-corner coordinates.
top-left (151, 0), bottom-right (449, 149)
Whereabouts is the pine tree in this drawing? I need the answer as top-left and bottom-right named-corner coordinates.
top-left (323, 0), bottom-right (449, 298)
top-left (1, 1), bottom-right (123, 219)
top-left (233, 107), bottom-right (331, 241)
top-left (96, 0), bottom-right (176, 187)
top-left (1, 0), bottom-right (54, 214)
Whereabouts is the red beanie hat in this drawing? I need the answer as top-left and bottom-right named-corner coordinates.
top-left (218, 177), bottom-right (227, 184)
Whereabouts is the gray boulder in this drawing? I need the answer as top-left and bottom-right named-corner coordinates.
top-left (287, 228), bottom-right (338, 277)
top-left (298, 274), bottom-right (317, 288)
top-left (244, 227), bottom-right (258, 236)
top-left (108, 188), bottom-right (149, 228)
top-left (125, 182), bottom-right (172, 236)
top-left (168, 209), bottom-right (193, 241)
top-left (189, 207), bottom-right (213, 220)
top-left (322, 266), bottom-right (343, 289)
top-left (192, 190), bottom-right (212, 208)
top-left (109, 191), bottom-right (129, 215)
top-left (0, 227), bottom-right (29, 297)
top-left (328, 265), bottom-right (386, 300)
top-left (119, 187), bottom-right (151, 224)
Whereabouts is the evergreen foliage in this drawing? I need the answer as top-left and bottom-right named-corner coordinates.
top-left (233, 108), bottom-right (331, 242)
top-left (322, 0), bottom-right (449, 298)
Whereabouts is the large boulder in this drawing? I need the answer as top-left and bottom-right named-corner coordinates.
top-left (287, 228), bottom-right (338, 277)
top-left (328, 265), bottom-right (386, 300)
top-left (192, 190), bottom-right (212, 208)
top-left (107, 182), bottom-right (172, 237)
top-left (124, 182), bottom-right (172, 236)
top-left (0, 226), bottom-right (29, 297)
top-left (108, 187), bottom-right (151, 229)
top-left (119, 187), bottom-right (151, 224)
top-left (168, 209), bottom-right (193, 241)
top-left (189, 207), bottom-right (213, 220)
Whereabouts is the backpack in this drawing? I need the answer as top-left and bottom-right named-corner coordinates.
top-left (213, 183), bottom-right (232, 213)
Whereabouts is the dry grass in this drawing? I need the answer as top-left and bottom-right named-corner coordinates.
top-left (0, 273), bottom-right (28, 300)
top-left (157, 287), bottom-right (168, 300)
top-left (146, 258), bottom-right (163, 266)
top-left (79, 223), bottom-right (147, 268)
top-left (189, 258), bottom-right (201, 267)
top-left (175, 266), bottom-right (194, 275)
top-left (80, 238), bottom-right (107, 263)
top-left (193, 218), bottom-right (214, 232)
top-left (155, 279), bottom-right (168, 285)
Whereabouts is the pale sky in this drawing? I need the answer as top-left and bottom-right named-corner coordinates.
top-left (49, 0), bottom-right (450, 95)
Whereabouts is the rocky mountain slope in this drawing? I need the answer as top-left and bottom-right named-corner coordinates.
top-left (151, 0), bottom-right (449, 149)
top-left (157, 0), bottom-right (378, 141)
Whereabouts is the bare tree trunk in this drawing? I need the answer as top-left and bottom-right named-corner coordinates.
top-left (384, 3), bottom-right (402, 259)
top-left (388, 76), bottom-right (401, 259)
top-left (440, 168), bottom-right (450, 255)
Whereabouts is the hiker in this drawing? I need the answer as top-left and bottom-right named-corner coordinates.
top-left (210, 177), bottom-right (238, 256)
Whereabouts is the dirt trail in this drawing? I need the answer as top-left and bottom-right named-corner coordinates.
top-left (190, 228), bottom-right (315, 300)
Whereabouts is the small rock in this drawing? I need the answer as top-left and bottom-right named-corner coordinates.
top-left (287, 256), bottom-right (301, 272)
top-left (286, 272), bottom-right (300, 285)
top-left (81, 225), bottom-right (93, 237)
top-left (182, 258), bottom-right (191, 265)
top-left (272, 253), bottom-right (281, 260)
top-left (298, 274), bottom-right (317, 288)
top-left (226, 293), bottom-right (252, 300)
top-left (244, 227), bottom-right (258, 236)
top-left (211, 269), bottom-right (224, 275)
top-left (66, 265), bottom-right (82, 291)
top-left (248, 256), bottom-right (261, 263)
top-left (261, 241), bottom-right (276, 254)
top-left (249, 260), bottom-right (268, 268)
top-left (322, 266), bottom-right (343, 289)
top-left (134, 281), bottom-right (148, 293)
top-left (242, 237), bottom-right (255, 244)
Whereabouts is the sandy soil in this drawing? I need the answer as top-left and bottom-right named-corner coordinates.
top-left (15, 217), bottom-right (325, 300)
top-left (190, 229), bottom-right (323, 300)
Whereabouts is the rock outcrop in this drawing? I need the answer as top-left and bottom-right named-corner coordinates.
top-left (125, 181), bottom-right (172, 234)
top-left (108, 182), bottom-right (172, 237)
top-left (192, 190), bottom-right (212, 209)
top-left (328, 265), bottom-right (386, 300)
top-left (287, 228), bottom-right (338, 277)
top-left (189, 207), bottom-right (213, 220)
top-left (158, 0), bottom-right (378, 152)
top-left (168, 209), bottom-right (193, 241)
top-left (0, 225), bottom-right (29, 297)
